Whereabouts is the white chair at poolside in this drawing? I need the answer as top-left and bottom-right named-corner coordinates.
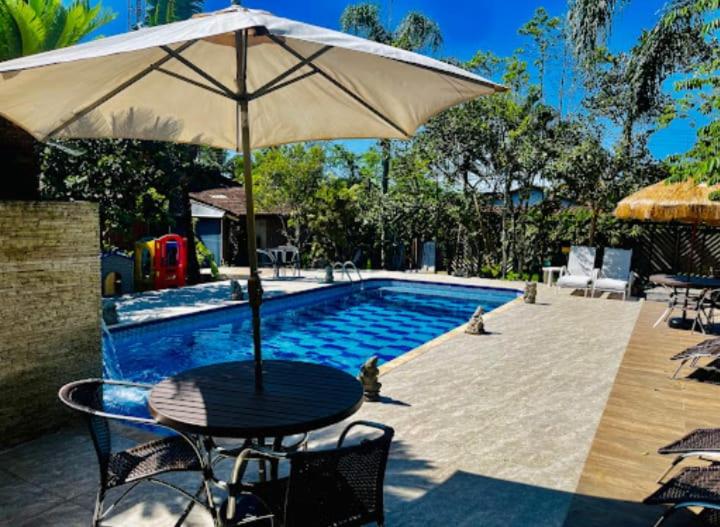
top-left (257, 249), bottom-right (280, 278)
top-left (592, 248), bottom-right (637, 301)
top-left (557, 245), bottom-right (597, 297)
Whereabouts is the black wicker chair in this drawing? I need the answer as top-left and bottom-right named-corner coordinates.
top-left (223, 421), bottom-right (394, 527)
top-left (58, 379), bottom-right (215, 526)
top-left (645, 465), bottom-right (720, 526)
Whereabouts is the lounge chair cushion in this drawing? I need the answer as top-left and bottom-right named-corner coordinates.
top-left (594, 278), bottom-right (628, 292)
top-left (557, 275), bottom-right (591, 289)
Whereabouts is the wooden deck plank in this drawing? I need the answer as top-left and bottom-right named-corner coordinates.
top-left (565, 301), bottom-right (714, 526)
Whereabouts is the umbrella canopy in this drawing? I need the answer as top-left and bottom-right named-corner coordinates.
top-left (615, 179), bottom-right (720, 226)
top-left (0, 6), bottom-right (505, 390)
top-left (0, 6), bottom-right (504, 149)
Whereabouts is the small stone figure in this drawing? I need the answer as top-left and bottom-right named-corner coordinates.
top-left (524, 281), bottom-right (537, 304)
top-left (323, 265), bottom-right (334, 284)
top-left (358, 356), bottom-right (382, 401)
top-left (465, 306), bottom-right (486, 335)
top-left (102, 301), bottom-right (119, 326)
top-left (230, 279), bottom-right (244, 301)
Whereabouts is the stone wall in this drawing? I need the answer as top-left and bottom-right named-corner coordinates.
top-left (0, 201), bottom-right (101, 447)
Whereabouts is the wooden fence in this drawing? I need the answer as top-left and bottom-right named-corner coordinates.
top-left (632, 223), bottom-right (720, 279)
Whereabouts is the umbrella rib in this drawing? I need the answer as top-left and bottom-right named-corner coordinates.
top-left (44, 40), bottom-right (197, 140)
top-left (156, 67), bottom-right (238, 101)
top-left (250, 45), bottom-right (332, 99)
top-left (267, 35), bottom-right (410, 138)
top-left (160, 45), bottom-right (236, 99)
top-left (249, 70), bottom-right (318, 101)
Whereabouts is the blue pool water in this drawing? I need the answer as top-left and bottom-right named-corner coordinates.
top-left (104, 280), bottom-right (519, 414)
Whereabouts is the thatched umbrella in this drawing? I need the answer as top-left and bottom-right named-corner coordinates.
top-left (615, 179), bottom-right (720, 273)
top-left (615, 179), bottom-right (720, 226)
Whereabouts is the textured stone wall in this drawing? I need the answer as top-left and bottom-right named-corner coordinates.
top-left (0, 201), bottom-right (101, 447)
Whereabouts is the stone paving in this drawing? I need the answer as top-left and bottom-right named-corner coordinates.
top-left (0, 275), bottom-right (642, 526)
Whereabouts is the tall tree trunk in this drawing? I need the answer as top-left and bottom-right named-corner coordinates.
top-left (178, 173), bottom-right (201, 284)
top-left (379, 139), bottom-right (391, 269)
top-left (500, 176), bottom-right (512, 279)
top-left (0, 118), bottom-right (40, 200)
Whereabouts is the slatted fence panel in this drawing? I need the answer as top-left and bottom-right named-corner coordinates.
top-left (633, 224), bottom-right (720, 278)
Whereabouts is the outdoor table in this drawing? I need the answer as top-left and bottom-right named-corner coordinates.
top-left (148, 359), bottom-right (364, 522)
top-left (650, 274), bottom-right (720, 329)
top-left (650, 274), bottom-right (720, 291)
top-left (149, 360), bottom-right (364, 438)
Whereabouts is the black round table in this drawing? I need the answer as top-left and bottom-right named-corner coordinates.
top-left (149, 360), bottom-right (364, 438)
top-left (650, 273), bottom-right (720, 290)
top-left (650, 274), bottom-right (720, 329)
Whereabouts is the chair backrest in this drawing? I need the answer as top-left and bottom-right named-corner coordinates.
top-left (567, 246), bottom-right (596, 277)
top-left (283, 423), bottom-right (394, 527)
top-left (276, 245), bottom-right (299, 264)
top-left (601, 248), bottom-right (633, 280)
top-left (58, 380), bottom-right (113, 471)
top-left (257, 249), bottom-right (276, 266)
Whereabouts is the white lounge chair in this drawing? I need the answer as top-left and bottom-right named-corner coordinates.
top-left (592, 248), bottom-right (637, 300)
top-left (557, 245), bottom-right (597, 296)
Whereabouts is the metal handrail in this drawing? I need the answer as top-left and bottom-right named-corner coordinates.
top-left (343, 261), bottom-right (363, 285)
top-left (333, 261), bottom-right (353, 282)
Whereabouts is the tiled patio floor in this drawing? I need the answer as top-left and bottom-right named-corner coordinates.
top-left (1, 278), bottom-right (643, 526)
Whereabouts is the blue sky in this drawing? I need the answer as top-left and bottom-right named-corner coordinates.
top-left (96, 0), bottom-right (699, 159)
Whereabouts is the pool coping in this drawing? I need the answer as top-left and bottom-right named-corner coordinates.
top-left (110, 277), bottom-right (523, 333)
top-left (377, 294), bottom-right (526, 377)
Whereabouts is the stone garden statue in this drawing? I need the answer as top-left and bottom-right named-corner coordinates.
top-left (230, 279), bottom-right (244, 301)
top-left (102, 301), bottom-right (119, 326)
top-left (524, 282), bottom-right (537, 304)
top-left (465, 306), bottom-right (486, 335)
top-left (358, 356), bottom-right (382, 401)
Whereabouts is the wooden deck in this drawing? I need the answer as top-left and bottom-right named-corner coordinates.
top-left (565, 300), bottom-right (716, 526)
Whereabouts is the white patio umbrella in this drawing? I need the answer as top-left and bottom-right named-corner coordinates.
top-left (0, 6), bottom-right (506, 389)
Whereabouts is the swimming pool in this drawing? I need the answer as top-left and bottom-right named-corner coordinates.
top-left (103, 279), bottom-right (519, 414)
top-left (107, 279), bottom-right (519, 382)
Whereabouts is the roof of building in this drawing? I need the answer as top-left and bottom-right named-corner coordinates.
top-left (190, 186), bottom-right (285, 218)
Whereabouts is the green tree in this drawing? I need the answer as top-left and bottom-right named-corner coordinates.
top-left (0, 0), bottom-right (114, 200)
top-left (340, 3), bottom-right (443, 268)
top-left (251, 144), bottom-right (326, 250)
top-left (569, 0), bottom-right (718, 183)
top-left (518, 7), bottom-right (562, 101)
top-left (145, 0), bottom-right (202, 26)
top-left (0, 0), bottom-right (113, 61)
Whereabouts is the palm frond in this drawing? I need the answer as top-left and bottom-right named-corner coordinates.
top-left (394, 11), bottom-right (443, 52)
top-left (2, 0), bottom-right (46, 56)
top-left (340, 4), bottom-right (392, 45)
top-left (627, 0), bottom-right (712, 117)
top-left (567, 0), bottom-right (627, 60)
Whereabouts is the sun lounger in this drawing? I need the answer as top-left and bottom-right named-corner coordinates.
top-left (557, 246), bottom-right (596, 296)
top-left (645, 465), bottom-right (720, 526)
top-left (670, 337), bottom-right (720, 379)
top-left (656, 428), bottom-right (720, 483)
top-left (592, 248), bottom-right (637, 300)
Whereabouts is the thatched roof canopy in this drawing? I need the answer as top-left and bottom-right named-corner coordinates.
top-left (615, 179), bottom-right (720, 226)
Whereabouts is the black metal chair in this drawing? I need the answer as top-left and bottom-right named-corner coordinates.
top-left (693, 288), bottom-right (720, 334)
top-left (223, 421), bottom-right (394, 527)
top-left (58, 379), bottom-right (215, 526)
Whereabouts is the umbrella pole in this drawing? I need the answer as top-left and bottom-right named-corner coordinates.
top-left (237, 29), bottom-right (263, 391)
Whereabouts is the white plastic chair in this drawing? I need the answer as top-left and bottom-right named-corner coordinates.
top-left (557, 246), bottom-right (597, 296)
top-left (593, 248), bottom-right (637, 300)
